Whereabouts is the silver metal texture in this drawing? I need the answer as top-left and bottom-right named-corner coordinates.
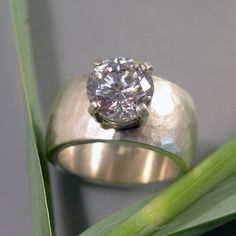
top-left (46, 76), bottom-right (197, 185)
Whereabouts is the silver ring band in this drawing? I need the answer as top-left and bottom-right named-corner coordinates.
top-left (46, 75), bottom-right (197, 184)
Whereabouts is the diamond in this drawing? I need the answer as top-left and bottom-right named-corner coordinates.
top-left (87, 57), bottom-right (154, 127)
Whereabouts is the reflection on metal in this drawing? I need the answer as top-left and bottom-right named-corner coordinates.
top-left (47, 76), bottom-right (197, 185)
top-left (153, 83), bottom-right (174, 116)
top-left (90, 143), bottom-right (104, 176)
top-left (142, 151), bottom-right (156, 183)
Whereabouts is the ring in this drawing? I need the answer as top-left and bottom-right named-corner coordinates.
top-left (46, 57), bottom-right (197, 185)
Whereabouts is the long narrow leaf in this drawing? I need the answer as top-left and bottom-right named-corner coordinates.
top-left (11, 0), bottom-right (54, 235)
top-left (151, 175), bottom-right (236, 236)
top-left (81, 137), bottom-right (236, 236)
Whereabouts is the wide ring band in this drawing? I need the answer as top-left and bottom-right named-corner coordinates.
top-left (46, 76), bottom-right (197, 184)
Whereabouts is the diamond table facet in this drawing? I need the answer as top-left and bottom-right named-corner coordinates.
top-left (87, 57), bottom-right (154, 128)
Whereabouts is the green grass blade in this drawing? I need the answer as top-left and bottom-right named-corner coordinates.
top-left (160, 215), bottom-right (236, 236)
top-left (81, 177), bottom-right (236, 236)
top-left (80, 193), bottom-right (158, 236)
top-left (11, 0), bottom-right (54, 235)
top-left (150, 175), bottom-right (236, 236)
top-left (81, 137), bottom-right (236, 236)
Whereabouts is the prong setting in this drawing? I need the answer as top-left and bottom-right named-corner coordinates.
top-left (141, 62), bottom-right (153, 74)
top-left (93, 58), bottom-right (104, 67)
top-left (87, 57), bottom-right (154, 129)
top-left (88, 101), bottom-right (101, 116)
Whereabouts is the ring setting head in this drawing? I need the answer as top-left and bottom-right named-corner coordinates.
top-left (86, 57), bottom-right (154, 129)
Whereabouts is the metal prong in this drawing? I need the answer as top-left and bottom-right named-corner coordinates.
top-left (136, 103), bottom-right (149, 124)
top-left (141, 62), bottom-right (153, 74)
top-left (93, 58), bottom-right (103, 67)
top-left (88, 101), bottom-right (101, 115)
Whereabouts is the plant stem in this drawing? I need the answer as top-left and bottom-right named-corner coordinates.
top-left (11, 0), bottom-right (54, 235)
top-left (107, 137), bottom-right (236, 236)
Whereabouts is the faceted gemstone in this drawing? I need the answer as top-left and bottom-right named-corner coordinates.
top-left (87, 57), bottom-right (154, 123)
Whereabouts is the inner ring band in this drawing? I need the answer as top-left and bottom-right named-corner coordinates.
top-left (46, 76), bottom-right (197, 184)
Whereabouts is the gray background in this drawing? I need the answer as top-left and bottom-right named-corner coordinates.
top-left (0, 0), bottom-right (236, 235)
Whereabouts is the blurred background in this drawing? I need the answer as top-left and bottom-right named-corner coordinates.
top-left (0, 0), bottom-right (236, 235)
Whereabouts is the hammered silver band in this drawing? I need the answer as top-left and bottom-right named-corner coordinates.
top-left (46, 76), bottom-right (197, 184)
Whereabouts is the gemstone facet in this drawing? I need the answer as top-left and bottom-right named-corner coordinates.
top-left (86, 57), bottom-right (154, 128)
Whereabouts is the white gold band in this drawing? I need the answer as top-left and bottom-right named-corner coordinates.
top-left (47, 76), bottom-right (197, 184)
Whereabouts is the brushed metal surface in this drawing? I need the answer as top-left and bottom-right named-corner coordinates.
top-left (47, 76), bottom-right (197, 184)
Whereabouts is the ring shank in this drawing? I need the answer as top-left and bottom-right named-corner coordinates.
top-left (57, 142), bottom-right (178, 184)
top-left (47, 76), bottom-right (197, 184)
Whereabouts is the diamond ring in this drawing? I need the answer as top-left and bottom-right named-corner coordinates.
top-left (47, 57), bottom-right (197, 184)
top-left (87, 57), bottom-right (154, 129)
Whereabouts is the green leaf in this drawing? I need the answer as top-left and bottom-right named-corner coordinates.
top-left (80, 176), bottom-right (236, 236)
top-left (79, 193), bottom-right (157, 236)
top-left (11, 0), bottom-right (54, 235)
top-left (150, 175), bottom-right (236, 236)
top-left (81, 138), bottom-right (236, 236)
